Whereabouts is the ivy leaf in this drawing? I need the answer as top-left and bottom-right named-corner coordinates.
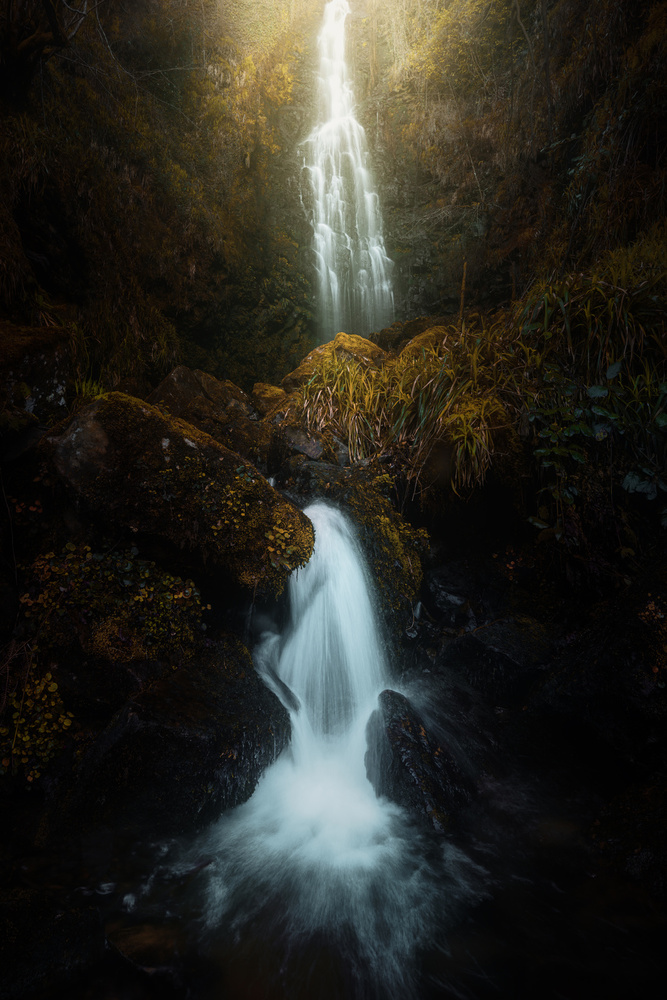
top-left (587, 385), bottom-right (608, 399)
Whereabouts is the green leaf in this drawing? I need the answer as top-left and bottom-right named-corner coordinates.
top-left (622, 472), bottom-right (641, 492)
top-left (606, 361), bottom-right (622, 380)
top-left (528, 517), bottom-right (550, 530)
top-left (591, 406), bottom-right (618, 420)
top-left (655, 413), bottom-right (667, 429)
top-left (587, 385), bottom-right (608, 399)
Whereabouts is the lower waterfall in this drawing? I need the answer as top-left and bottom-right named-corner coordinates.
top-left (173, 503), bottom-right (486, 998)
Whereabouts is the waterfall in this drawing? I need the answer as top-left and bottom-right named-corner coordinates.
top-left (301, 0), bottom-right (394, 342)
top-left (171, 503), bottom-right (485, 998)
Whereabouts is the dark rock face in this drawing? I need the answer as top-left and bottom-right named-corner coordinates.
top-left (148, 366), bottom-right (280, 473)
top-left (535, 570), bottom-right (667, 754)
top-left (365, 688), bottom-right (474, 833)
top-left (436, 617), bottom-right (554, 703)
top-left (61, 637), bottom-right (290, 838)
top-left (0, 322), bottom-right (71, 447)
top-left (46, 391), bottom-right (314, 595)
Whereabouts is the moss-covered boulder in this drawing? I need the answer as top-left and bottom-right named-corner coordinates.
top-left (147, 366), bottom-right (279, 472)
top-left (370, 315), bottom-right (448, 354)
top-left (251, 382), bottom-right (290, 417)
top-left (399, 325), bottom-right (449, 358)
top-left (280, 332), bottom-right (387, 391)
top-left (46, 392), bottom-right (314, 594)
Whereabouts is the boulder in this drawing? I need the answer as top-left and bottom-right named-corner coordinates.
top-left (370, 315), bottom-right (448, 354)
top-left (148, 366), bottom-right (277, 472)
top-left (251, 382), bottom-right (290, 417)
top-left (281, 332), bottom-right (387, 391)
top-left (399, 325), bottom-right (449, 358)
top-left (62, 636), bottom-right (290, 837)
top-left (282, 424), bottom-right (325, 460)
top-left (46, 391), bottom-right (314, 595)
top-left (365, 689), bottom-right (474, 833)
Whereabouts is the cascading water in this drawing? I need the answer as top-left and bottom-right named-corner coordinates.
top-left (301, 0), bottom-right (394, 342)
top-left (169, 503), bottom-right (486, 998)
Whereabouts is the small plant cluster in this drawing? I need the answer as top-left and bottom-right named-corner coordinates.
top-left (0, 657), bottom-right (73, 784)
top-left (19, 543), bottom-right (208, 662)
top-left (521, 235), bottom-right (667, 536)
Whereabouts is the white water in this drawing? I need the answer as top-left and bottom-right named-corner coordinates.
top-left (301, 0), bottom-right (394, 342)
top-left (172, 503), bottom-right (486, 997)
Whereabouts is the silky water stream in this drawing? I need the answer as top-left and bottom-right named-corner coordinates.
top-left (301, 0), bottom-right (394, 340)
top-left (91, 502), bottom-right (666, 1000)
top-left (156, 503), bottom-right (487, 999)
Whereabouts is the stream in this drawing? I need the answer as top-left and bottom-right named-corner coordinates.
top-left (84, 502), bottom-right (663, 1000)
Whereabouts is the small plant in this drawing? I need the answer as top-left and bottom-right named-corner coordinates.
top-left (70, 376), bottom-right (106, 413)
top-left (0, 647), bottom-right (73, 785)
top-left (19, 543), bottom-right (208, 661)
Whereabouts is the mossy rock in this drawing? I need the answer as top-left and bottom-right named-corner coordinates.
top-left (370, 315), bottom-right (449, 354)
top-left (251, 382), bottom-right (289, 417)
top-left (46, 392), bottom-right (314, 595)
top-left (281, 332), bottom-right (387, 391)
top-left (399, 326), bottom-right (449, 358)
top-left (277, 460), bottom-right (428, 641)
top-left (147, 366), bottom-right (278, 472)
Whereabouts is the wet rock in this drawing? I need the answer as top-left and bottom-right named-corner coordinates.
top-left (61, 636), bottom-right (290, 837)
top-left (0, 887), bottom-right (105, 1000)
top-left (46, 391), bottom-right (314, 595)
top-left (365, 689), bottom-right (474, 832)
top-left (148, 366), bottom-right (278, 472)
top-left (435, 615), bottom-right (553, 703)
top-left (280, 331), bottom-right (387, 391)
top-left (251, 382), bottom-right (290, 417)
top-left (282, 424), bottom-right (325, 460)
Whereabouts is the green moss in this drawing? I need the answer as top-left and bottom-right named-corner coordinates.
top-left (52, 392), bottom-right (314, 595)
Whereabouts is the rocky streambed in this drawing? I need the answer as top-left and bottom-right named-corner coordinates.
top-left (1, 325), bottom-right (665, 999)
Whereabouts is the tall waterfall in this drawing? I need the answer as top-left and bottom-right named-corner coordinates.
top-left (301, 0), bottom-right (394, 342)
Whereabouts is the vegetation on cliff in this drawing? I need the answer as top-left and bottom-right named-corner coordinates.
top-left (0, 0), bottom-right (316, 391)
